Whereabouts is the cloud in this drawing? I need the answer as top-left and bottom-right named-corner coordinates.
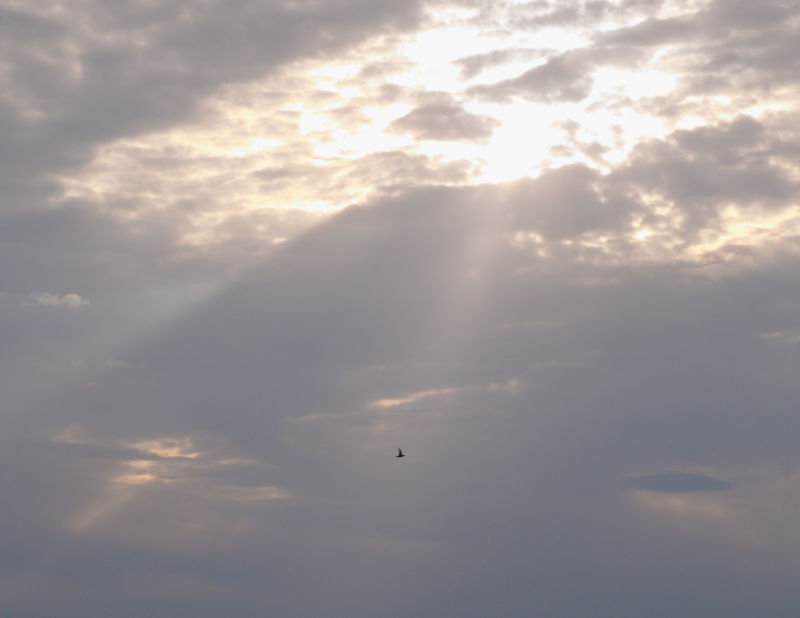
top-left (9, 179), bottom-right (800, 614)
top-left (468, 50), bottom-right (597, 103)
top-left (453, 48), bottom-right (543, 80)
top-left (468, 47), bottom-right (642, 103)
top-left (504, 163), bottom-right (638, 240)
top-left (0, 0), bottom-right (424, 205)
top-left (386, 100), bottom-right (499, 142)
top-left (599, 15), bottom-right (699, 47)
top-left (599, 0), bottom-right (800, 97)
top-left (625, 472), bottom-right (732, 492)
top-left (3, 0), bottom-right (800, 615)
top-left (613, 114), bottom-right (800, 241)
top-left (6, 173), bottom-right (800, 614)
top-left (368, 379), bottom-right (519, 409)
top-left (31, 292), bottom-right (89, 308)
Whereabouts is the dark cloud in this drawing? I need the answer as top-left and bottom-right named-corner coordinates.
top-left (0, 0), bottom-right (429, 484)
top-left (505, 164), bottom-right (638, 239)
top-left (6, 175), bottom-right (800, 614)
top-left (469, 50), bottom-right (596, 103)
top-left (597, 0), bottom-right (800, 96)
top-left (357, 57), bottom-right (415, 80)
top-left (599, 15), bottom-right (699, 47)
top-left (613, 115), bottom-right (800, 238)
top-left (468, 47), bottom-right (642, 103)
top-left (340, 149), bottom-right (478, 188)
top-left (387, 101), bottom-right (500, 142)
top-left (0, 0), bottom-right (423, 197)
top-left (453, 48), bottom-right (543, 80)
top-left (451, 0), bottom-right (799, 110)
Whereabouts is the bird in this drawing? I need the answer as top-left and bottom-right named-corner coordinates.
top-left (396, 448), bottom-right (405, 458)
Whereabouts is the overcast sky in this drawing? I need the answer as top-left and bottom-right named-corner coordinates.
top-left (3, 0), bottom-right (800, 615)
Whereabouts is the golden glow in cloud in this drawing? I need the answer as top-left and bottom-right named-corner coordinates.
top-left (369, 379), bottom-right (520, 409)
top-left (50, 429), bottom-right (290, 534)
top-left (55, 0), bottom-right (799, 261)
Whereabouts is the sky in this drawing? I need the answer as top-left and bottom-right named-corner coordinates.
top-left (2, 0), bottom-right (800, 615)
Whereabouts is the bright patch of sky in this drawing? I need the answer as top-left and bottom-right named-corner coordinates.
top-left (57, 5), bottom-right (684, 224)
top-left (55, 0), bottom-right (798, 266)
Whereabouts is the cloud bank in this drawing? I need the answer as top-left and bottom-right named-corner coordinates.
top-left (3, 0), bottom-right (800, 616)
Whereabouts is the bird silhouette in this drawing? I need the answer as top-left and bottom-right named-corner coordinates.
top-left (396, 448), bottom-right (405, 458)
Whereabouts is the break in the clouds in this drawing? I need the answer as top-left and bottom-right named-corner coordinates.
top-left (3, 0), bottom-right (800, 616)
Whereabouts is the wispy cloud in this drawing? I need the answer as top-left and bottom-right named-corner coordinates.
top-left (369, 379), bottom-right (520, 409)
top-left (30, 292), bottom-right (89, 308)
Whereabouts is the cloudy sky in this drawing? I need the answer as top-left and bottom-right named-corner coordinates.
top-left (3, 0), bottom-right (800, 615)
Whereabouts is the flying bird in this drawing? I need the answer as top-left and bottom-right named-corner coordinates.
top-left (396, 448), bottom-right (405, 458)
